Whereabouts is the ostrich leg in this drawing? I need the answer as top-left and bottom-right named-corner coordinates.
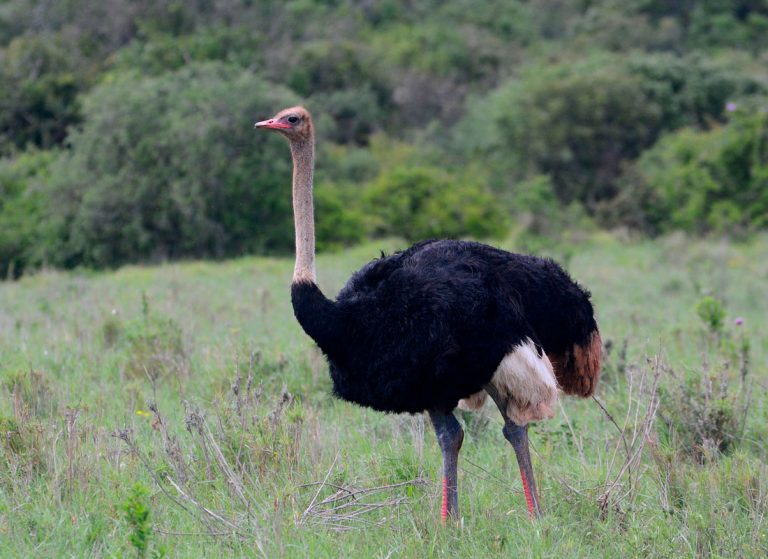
top-left (428, 409), bottom-right (464, 523)
top-left (484, 384), bottom-right (542, 518)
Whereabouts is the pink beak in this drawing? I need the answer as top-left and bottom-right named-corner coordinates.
top-left (254, 118), bottom-right (291, 130)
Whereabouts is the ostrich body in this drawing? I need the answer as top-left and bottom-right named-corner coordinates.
top-left (255, 107), bottom-right (601, 521)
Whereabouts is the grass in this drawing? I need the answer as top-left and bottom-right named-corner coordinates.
top-left (1, 234), bottom-right (767, 558)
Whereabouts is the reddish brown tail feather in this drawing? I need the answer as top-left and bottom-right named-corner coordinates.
top-left (550, 330), bottom-right (602, 397)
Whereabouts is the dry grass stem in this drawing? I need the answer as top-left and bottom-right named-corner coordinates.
top-left (298, 456), bottom-right (426, 531)
top-left (597, 355), bottom-right (662, 519)
top-left (111, 427), bottom-right (267, 557)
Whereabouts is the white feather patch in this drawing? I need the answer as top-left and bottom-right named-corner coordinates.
top-left (458, 338), bottom-right (559, 425)
top-left (457, 390), bottom-right (487, 411)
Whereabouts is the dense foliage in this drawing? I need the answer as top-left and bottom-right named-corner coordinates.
top-left (42, 63), bottom-right (297, 268)
top-left (631, 109), bottom-right (768, 235)
top-left (364, 166), bottom-right (506, 242)
top-left (1, 0), bottom-right (767, 275)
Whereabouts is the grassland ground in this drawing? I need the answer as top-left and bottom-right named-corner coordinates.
top-left (1, 234), bottom-right (767, 558)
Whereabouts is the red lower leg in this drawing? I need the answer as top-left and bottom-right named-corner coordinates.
top-left (430, 409), bottom-right (463, 523)
top-left (504, 422), bottom-right (542, 518)
top-left (519, 466), bottom-right (536, 517)
top-left (441, 476), bottom-right (449, 523)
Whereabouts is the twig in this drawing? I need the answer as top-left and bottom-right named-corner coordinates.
top-left (559, 400), bottom-right (587, 466)
top-left (302, 454), bottom-right (339, 520)
top-left (314, 479), bottom-right (425, 506)
top-left (597, 356), bottom-right (662, 517)
top-left (202, 419), bottom-right (253, 511)
top-left (154, 528), bottom-right (234, 537)
top-left (592, 395), bottom-right (630, 461)
top-left (460, 456), bottom-right (511, 489)
top-left (164, 476), bottom-right (244, 535)
top-left (298, 470), bottom-right (424, 531)
top-left (112, 429), bottom-right (201, 527)
top-left (295, 481), bottom-right (355, 493)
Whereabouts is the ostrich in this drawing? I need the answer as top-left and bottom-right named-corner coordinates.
top-left (255, 107), bottom-right (601, 521)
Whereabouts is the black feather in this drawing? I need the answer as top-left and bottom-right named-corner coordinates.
top-left (290, 240), bottom-right (598, 414)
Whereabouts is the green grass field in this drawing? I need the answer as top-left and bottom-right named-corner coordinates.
top-left (1, 235), bottom-right (767, 558)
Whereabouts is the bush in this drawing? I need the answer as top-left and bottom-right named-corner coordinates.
top-left (696, 296), bottom-right (727, 335)
top-left (0, 150), bottom-right (54, 278)
top-left (363, 165), bottom-right (507, 242)
top-left (660, 371), bottom-right (744, 462)
top-left (628, 108), bottom-right (768, 235)
top-left (0, 34), bottom-right (86, 155)
top-left (636, 1), bottom-right (768, 52)
top-left (657, 291), bottom-right (753, 463)
top-left (628, 53), bottom-right (765, 129)
top-left (457, 52), bottom-right (766, 219)
top-left (42, 62), bottom-right (299, 268)
top-left (309, 85), bottom-right (386, 145)
top-left (124, 309), bottom-right (186, 383)
top-left (480, 55), bottom-right (661, 205)
top-left (368, 20), bottom-right (505, 124)
top-left (314, 183), bottom-right (367, 251)
top-left (108, 27), bottom-right (265, 77)
top-left (122, 483), bottom-right (160, 559)
top-left (688, 3), bottom-right (768, 52)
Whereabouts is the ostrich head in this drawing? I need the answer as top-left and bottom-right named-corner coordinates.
top-left (254, 106), bottom-right (313, 143)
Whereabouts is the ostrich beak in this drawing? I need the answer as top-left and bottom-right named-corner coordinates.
top-left (254, 118), bottom-right (291, 130)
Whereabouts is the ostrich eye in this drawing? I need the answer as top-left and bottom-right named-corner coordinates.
top-left (287, 115), bottom-right (299, 124)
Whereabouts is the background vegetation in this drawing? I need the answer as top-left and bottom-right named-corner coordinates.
top-left (1, 0), bottom-right (768, 277)
top-left (1, 3), bottom-right (767, 557)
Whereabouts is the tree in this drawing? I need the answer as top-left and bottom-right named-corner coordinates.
top-left (364, 165), bottom-right (507, 242)
top-left (456, 52), bottom-right (766, 216)
top-left (630, 107), bottom-right (768, 234)
top-left (0, 150), bottom-right (53, 277)
top-left (43, 62), bottom-right (299, 268)
top-left (0, 34), bottom-right (85, 155)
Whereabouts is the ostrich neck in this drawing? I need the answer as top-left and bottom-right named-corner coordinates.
top-left (290, 138), bottom-right (316, 284)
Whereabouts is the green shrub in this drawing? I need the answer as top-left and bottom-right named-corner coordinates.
top-left (363, 165), bottom-right (507, 242)
top-left (314, 183), bottom-right (367, 251)
top-left (658, 295), bottom-right (753, 463)
top-left (696, 296), bottom-right (727, 335)
top-left (507, 174), bottom-right (595, 238)
top-left (660, 371), bottom-right (744, 462)
top-left (108, 27), bottom-right (264, 76)
top-left (688, 3), bottom-right (768, 52)
top-left (309, 84), bottom-right (386, 145)
top-left (457, 52), bottom-right (766, 220)
top-left (629, 108), bottom-right (768, 234)
top-left (371, 23), bottom-right (479, 80)
top-left (0, 34), bottom-right (86, 155)
top-left (122, 483), bottom-right (163, 559)
top-left (41, 62), bottom-right (299, 268)
top-left (287, 40), bottom-right (377, 96)
top-left (633, 1), bottom-right (768, 52)
top-left (123, 293), bottom-right (186, 381)
top-left (627, 53), bottom-right (765, 131)
top-left (485, 56), bottom-right (660, 205)
top-left (0, 150), bottom-right (54, 277)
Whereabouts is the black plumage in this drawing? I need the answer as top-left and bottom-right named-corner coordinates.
top-left (292, 239), bottom-right (598, 414)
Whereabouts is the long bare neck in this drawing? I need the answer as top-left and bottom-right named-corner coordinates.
top-left (289, 137), bottom-right (316, 284)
